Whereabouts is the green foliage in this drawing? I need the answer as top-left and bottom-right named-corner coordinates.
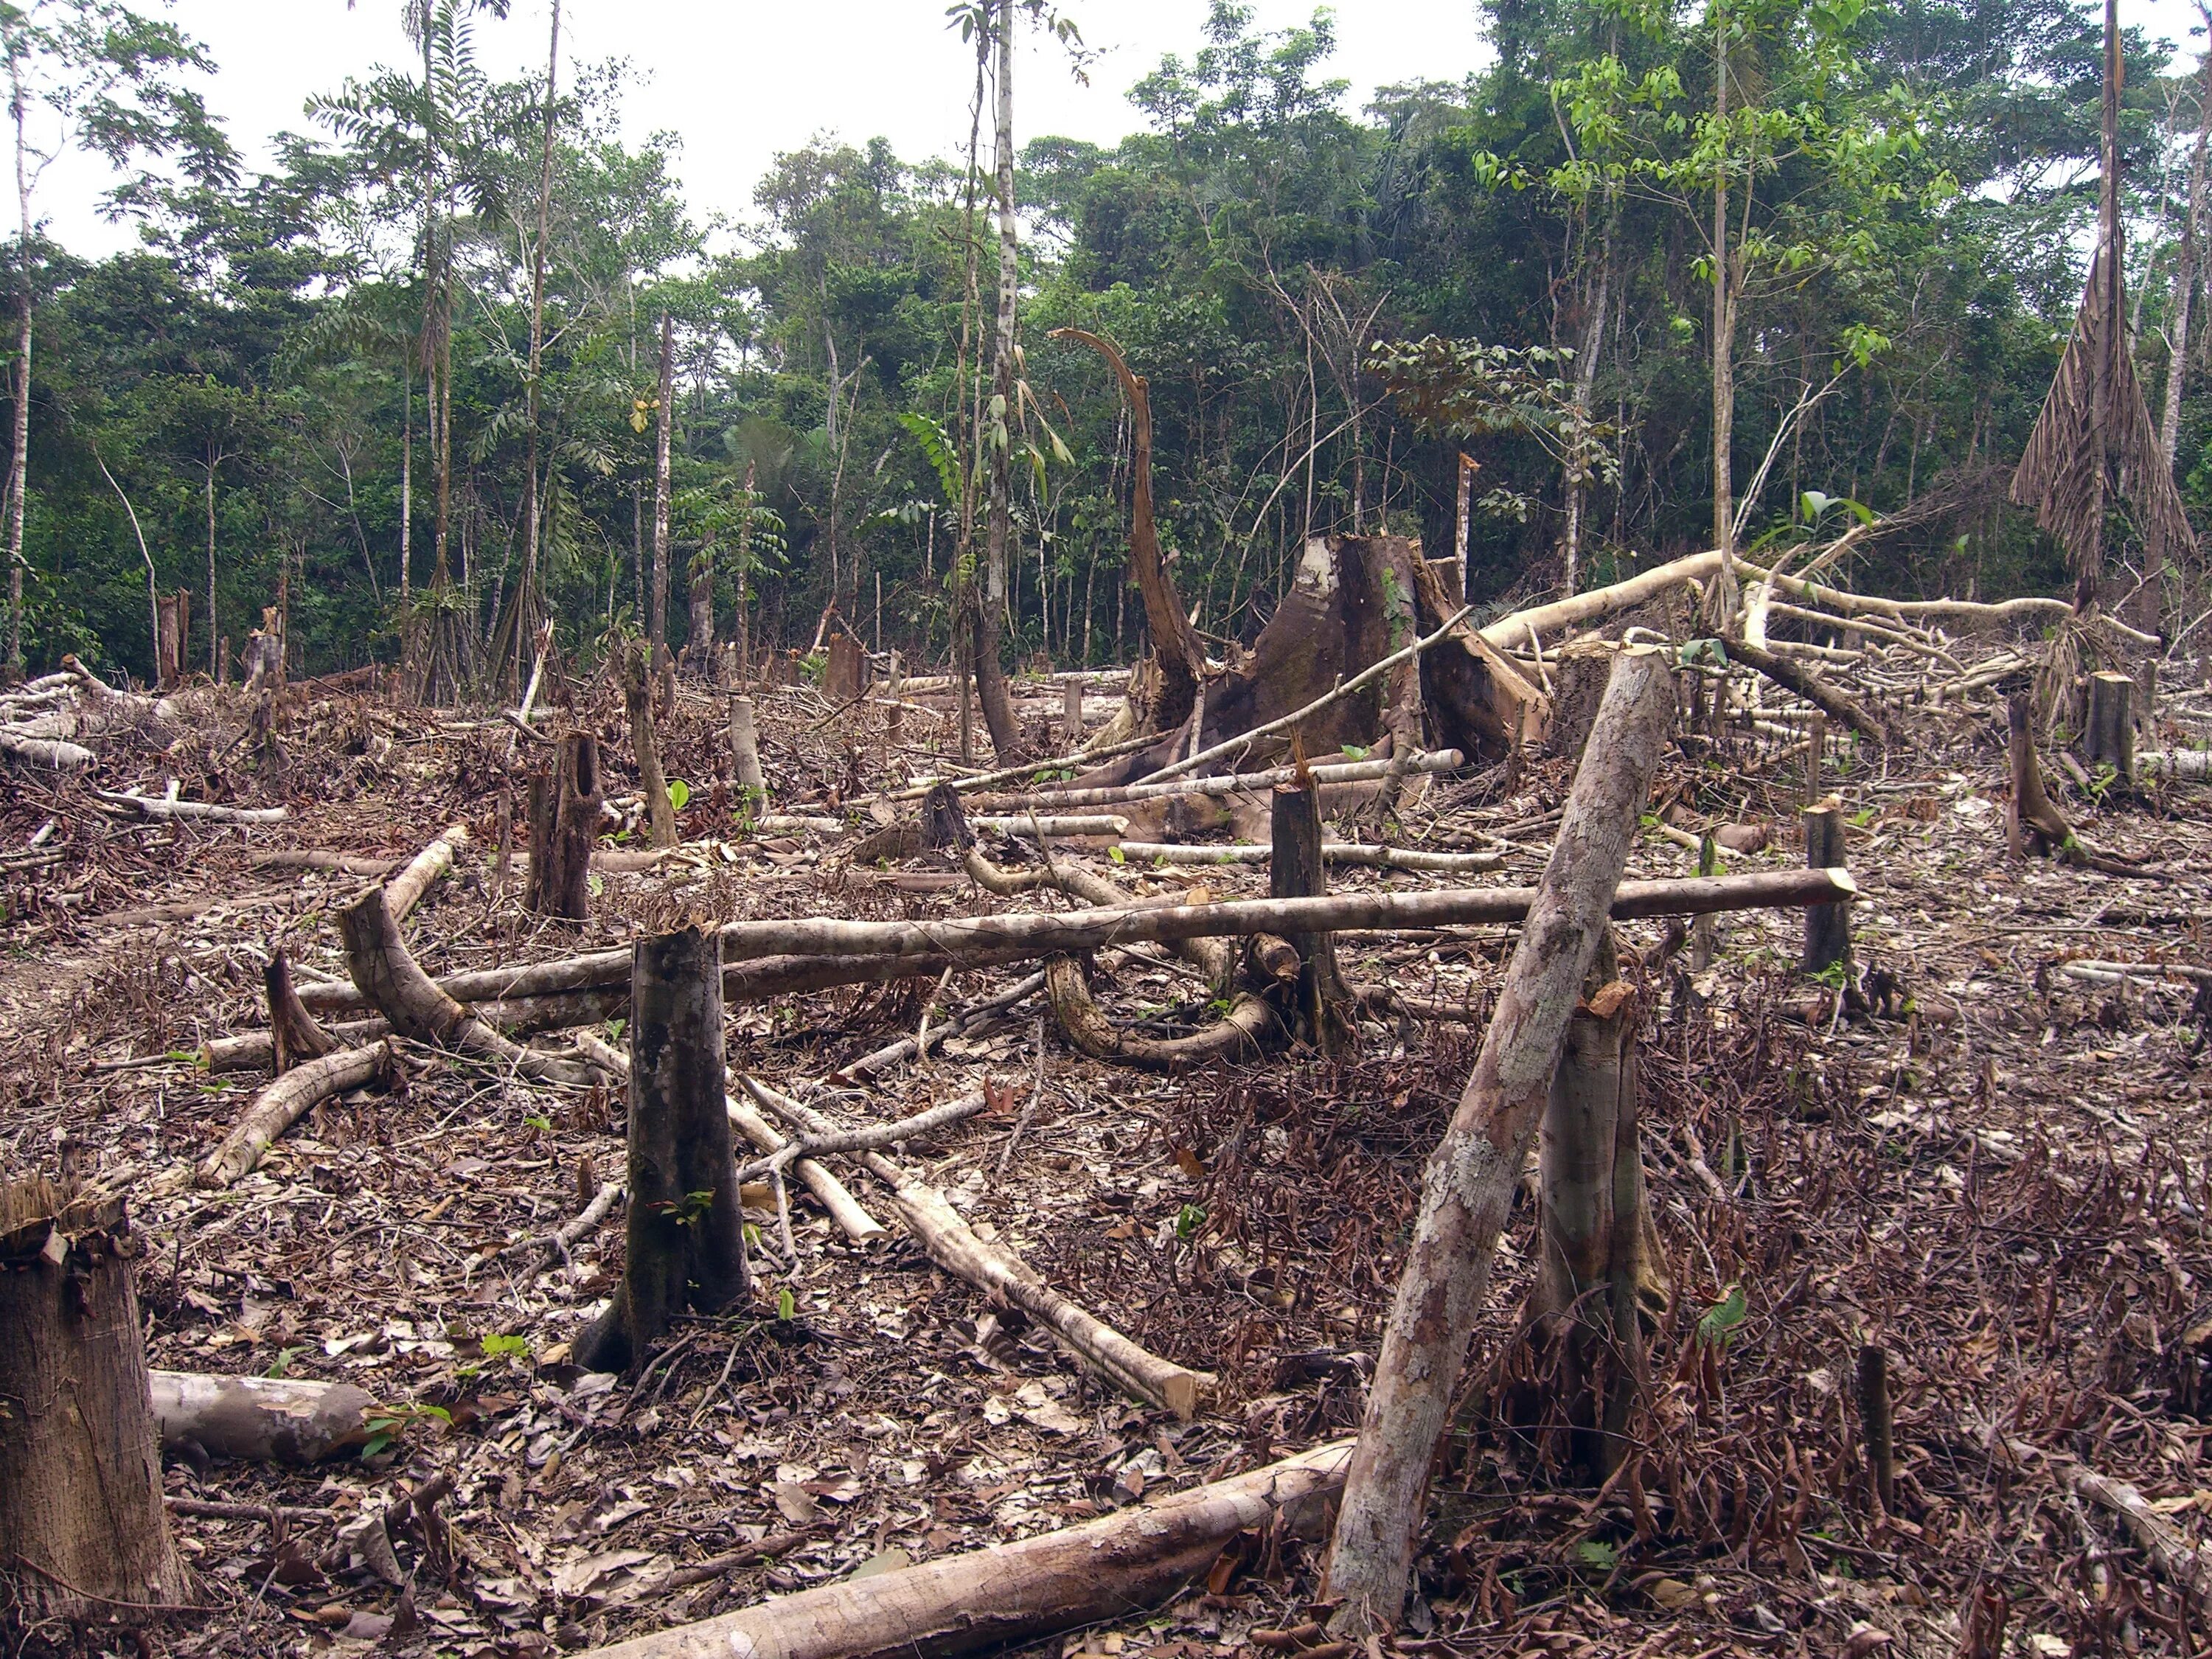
top-left (1697, 1284), bottom-right (1750, 1349)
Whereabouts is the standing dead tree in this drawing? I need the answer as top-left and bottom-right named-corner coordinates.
top-left (1323, 646), bottom-right (1677, 1636)
top-left (2010, 0), bottom-right (2197, 613)
top-left (574, 927), bottom-right (750, 1374)
top-left (624, 639), bottom-right (678, 849)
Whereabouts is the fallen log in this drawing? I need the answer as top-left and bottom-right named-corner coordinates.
top-left (1115, 840), bottom-right (1506, 874)
top-left (150, 1371), bottom-right (375, 1464)
top-left (0, 728), bottom-right (94, 768)
top-left (573, 1032), bottom-right (884, 1246)
top-left (335, 885), bottom-right (594, 1085)
top-left (1324, 646), bottom-right (1677, 1636)
top-left (95, 787), bottom-right (288, 824)
top-left (744, 1077), bottom-right (1211, 1417)
top-left (574, 1439), bottom-right (1352, 1659)
top-left (1722, 636), bottom-right (1891, 740)
top-left (386, 822), bottom-right (468, 922)
top-left (2140, 748), bottom-right (2212, 781)
top-left (196, 1042), bottom-right (394, 1188)
top-left (982, 749), bottom-right (1463, 812)
top-left (291, 867), bottom-right (1855, 1015)
top-left (969, 813), bottom-right (1130, 839)
top-left (737, 1093), bottom-right (987, 1182)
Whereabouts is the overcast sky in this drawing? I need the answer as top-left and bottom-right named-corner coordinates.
top-left (30, 0), bottom-right (2212, 259)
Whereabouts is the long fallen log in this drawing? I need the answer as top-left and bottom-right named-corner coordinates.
top-left (573, 1032), bottom-right (885, 1246)
top-left (196, 1042), bottom-right (394, 1187)
top-left (575, 1439), bottom-right (1352, 1659)
top-left (982, 749), bottom-right (1463, 812)
top-left (745, 1077), bottom-right (1211, 1417)
top-left (291, 868), bottom-right (1853, 1015)
top-left (1116, 840), bottom-right (1506, 874)
top-left (150, 1371), bottom-right (375, 1464)
top-left (386, 822), bottom-right (468, 922)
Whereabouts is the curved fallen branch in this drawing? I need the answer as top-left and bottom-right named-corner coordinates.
top-left (744, 1077), bottom-right (1211, 1416)
top-left (964, 846), bottom-right (1233, 991)
top-left (385, 822), bottom-right (468, 923)
top-left (1043, 954), bottom-right (1279, 1071)
top-left (196, 1043), bottom-right (394, 1188)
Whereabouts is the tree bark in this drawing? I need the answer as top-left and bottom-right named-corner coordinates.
top-left (1272, 780), bottom-right (1352, 1054)
top-left (973, 0), bottom-right (1023, 763)
top-left (625, 641), bottom-right (678, 848)
top-left (574, 927), bottom-right (749, 1374)
top-left (650, 310), bottom-right (674, 662)
top-left (0, 1180), bottom-right (185, 1621)
top-left (2086, 669), bottom-right (2135, 779)
top-left (386, 821), bottom-right (468, 924)
top-left (572, 1440), bottom-right (1351, 1659)
top-left (728, 693), bottom-right (767, 807)
top-left (264, 948), bottom-right (337, 1076)
top-left (1800, 802), bottom-right (1852, 975)
top-left (1323, 647), bottom-right (1676, 1635)
top-left (150, 1370), bottom-right (375, 1465)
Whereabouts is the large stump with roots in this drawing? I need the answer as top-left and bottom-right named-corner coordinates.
top-left (0, 1179), bottom-right (186, 1624)
top-left (573, 927), bottom-right (750, 1373)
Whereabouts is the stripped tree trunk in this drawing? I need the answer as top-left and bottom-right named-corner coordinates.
top-left (0, 1180), bottom-right (185, 1621)
top-left (574, 927), bottom-right (749, 1374)
top-left (1324, 647), bottom-right (1676, 1635)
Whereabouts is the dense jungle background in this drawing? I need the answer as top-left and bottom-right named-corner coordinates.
top-left (2, 0), bottom-right (2202, 686)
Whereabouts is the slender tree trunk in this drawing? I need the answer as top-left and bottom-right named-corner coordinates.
top-left (1323, 649), bottom-right (1677, 1637)
top-left (973, 0), bottom-right (1023, 759)
top-left (1710, 7), bottom-right (1738, 626)
top-left (205, 459), bottom-right (219, 678)
top-left (515, 0), bottom-right (561, 688)
top-left (2163, 46), bottom-right (2212, 467)
top-left (5, 76), bottom-right (30, 683)
top-left (400, 357), bottom-right (412, 602)
top-left (651, 310), bottom-right (673, 662)
top-left (1563, 220), bottom-right (1611, 597)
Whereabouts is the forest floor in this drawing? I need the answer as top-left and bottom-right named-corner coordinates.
top-left (4, 661), bottom-right (2212, 1659)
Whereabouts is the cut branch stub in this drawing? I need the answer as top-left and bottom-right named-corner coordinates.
top-left (573, 925), bottom-right (749, 1374)
top-left (0, 1180), bottom-right (185, 1622)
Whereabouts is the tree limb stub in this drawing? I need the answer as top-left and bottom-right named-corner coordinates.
top-left (1323, 646), bottom-right (1678, 1637)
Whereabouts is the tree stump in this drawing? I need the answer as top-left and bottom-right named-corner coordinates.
top-left (1271, 780), bottom-right (1354, 1055)
top-left (2086, 670), bottom-right (2135, 782)
top-left (728, 695), bottom-right (767, 811)
top-left (921, 782), bottom-right (975, 852)
top-left (155, 591), bottom-right (190, 689)
top-left (526, 733), bottom-right (600, 920)
top-left (826, 634), bottom-right (867, 702)
top-left (1062, 678), bottom-right (1084, 746)
top-left (1526, 937), bottom-right (1666, 1484)
top-left (0, 1179), bottom-right (185, 1622)
top-left (572, 927), bottom-right (750, 1374)
top-left (1801, 801), bottom-right (1852, 977)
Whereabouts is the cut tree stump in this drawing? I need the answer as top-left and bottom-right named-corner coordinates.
top-left (1801, 801), bottom-right (1853, 977)
top-left (0, 1179), bottom-right (186, 1621)
top-left (574, 1439), bottom-right (1351, 1659)
top-left (528, 732), bottom-right (602, 919)
top-left (2086, 670), bottom-right (2135, 780)
top-left (1324, 645), bottom-right (1677, 1637)
top-left (1525, 936), bottom-right (1665, 1484)
top-left (1272, 779), bottom-right (1354, 1054)
top-left (625, 642), bottom-right (678, 849)
top-left (826, 634), bottom-right (868, 702)
top-left (728, 695), bottom-right (768, 810)
top-left (574, 926), bottom-right (750, 1373)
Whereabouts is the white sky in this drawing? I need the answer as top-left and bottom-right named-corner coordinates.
top-left (32, 0), bottom-right (2212, 259)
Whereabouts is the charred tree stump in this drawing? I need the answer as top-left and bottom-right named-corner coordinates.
top-left (728, 695), bottom-right (767, 812)
top-left (1272, 780), bottom-right (1354, 1055)
top-left (527, 733), bottom-right (600, 920)
top-left (1801, 801), bottom-right (1852, 977)
top-left (0, 1180), bottom-right (185, 1621)
top-left (573, 927), bottom-right (750, 1374)
top-left (265, 948), bottom-right (337, 1075)
top-left (1323, 646), bottom-right (1676, 1638)
top-left (1526, 938), bottom-right (1666, 1484)
top-left (2086, 670), bottom-right (2135, 782)
top-left (625, 641), bottom-right (678, 849)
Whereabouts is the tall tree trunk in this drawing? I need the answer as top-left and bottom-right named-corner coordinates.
top-left (1324, 649), bottom-right (1677, 1638)
top-left (651, 310), bottom-right (673, 663)
top-left (1709, 7), bottom-right (1737, 628)
top-left (973, 0), bottom-right (1023, 761)
top-left (515, 0), bottom-right (561, 688)
top-left (205, 459), bottom-right (218, 678)
top-left (1563, 237), bottom-right (1610, 597)
top-left (2163, 45), bottom-right (2212, 467)
top-left (5, 74), bottom-right (30, 684)
top-left (400, 357), bottom-right (412, 603)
